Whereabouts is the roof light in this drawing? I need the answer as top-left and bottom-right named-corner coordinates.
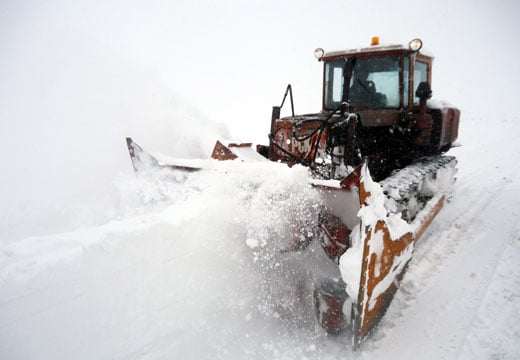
top-left (314, 48), bottom-right (324, 60)
top-left (371, 36), bottom-right (380, 46)
top-left (409, 38), bottom-right (423, 52)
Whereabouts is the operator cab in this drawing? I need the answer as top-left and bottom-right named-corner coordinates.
top-left (316, 38), bottom-right (431, 115)
top-left (263, 37), bottom-right (459, 182)
top-left (311, 38), bottom-right (458, 179)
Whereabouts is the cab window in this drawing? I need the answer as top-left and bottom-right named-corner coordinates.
top-left (324, 61), bottom-right (344, 107)
top-left (414, 61), bottom-right (428, 104)
top-left (324, 56), bottom-right (402, 109)
top-left (350, 56), bottom-right (400, 108)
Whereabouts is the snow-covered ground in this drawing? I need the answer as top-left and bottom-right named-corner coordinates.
top-left (2, 1), bottom-right (520, 359)
top-left (1, 114), bottom-right (519, 359)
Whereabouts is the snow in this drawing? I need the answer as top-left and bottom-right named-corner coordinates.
top-left (2, 0), bottom-right (520, 359)
top-left (338, 161), bottom-right (415, 303)
top-left (427, 98), bottom-right (457, 110)
top-left (225, 144), bottom-right (269, 162)
top-left (338, 223), bottom-right (364, 301)
top-left (368, 243), bottom-right (413, 312)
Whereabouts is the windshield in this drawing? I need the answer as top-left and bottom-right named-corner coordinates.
top-left (324, 55), bottom-right (403, 109)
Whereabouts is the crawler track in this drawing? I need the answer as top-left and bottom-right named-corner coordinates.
top-left (380, 156), bottom-right (457, 222)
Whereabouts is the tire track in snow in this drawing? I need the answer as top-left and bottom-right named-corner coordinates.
top-left (447, 185), bottom-right (520, 357)
top-left (456, 222), bottom-right (520, 359)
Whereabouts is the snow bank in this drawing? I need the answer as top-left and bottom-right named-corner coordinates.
top-left (0, 157), bottom-right (349, 358)
top-left (1, 160), bottom-right (328, 304)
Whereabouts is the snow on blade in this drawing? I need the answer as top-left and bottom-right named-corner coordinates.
top-left (339, 162), bottom-right (412, 303)
top-left (338, 223), bottom-right (364, 302)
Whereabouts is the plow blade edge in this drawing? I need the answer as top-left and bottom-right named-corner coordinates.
top-left (338, 159), bottom-right (453, 347)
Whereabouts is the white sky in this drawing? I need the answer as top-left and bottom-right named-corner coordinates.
top-left (2, 0), bottom-right (518, 134)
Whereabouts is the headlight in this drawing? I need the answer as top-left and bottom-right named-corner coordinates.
top-left (409, 38), bottom-right (423, 52)
top-left (314, 48), bottom-right (324, 60)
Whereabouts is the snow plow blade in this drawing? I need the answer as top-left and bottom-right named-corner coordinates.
top-left (352, 196), bottom-right (445, 345)
top-left (125, 138), bottom-right (267, 173)
top-left (210, 140), bottom-right (264, 161)
top-left (318, 156), bottom-right (457, 348)
top-left (353, 192), bottom-right (446, 346)
top-left (126, 137), bottom-right (200, 173)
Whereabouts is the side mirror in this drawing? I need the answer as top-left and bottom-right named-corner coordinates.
top-left (415, 82), bottom-right (432, 103)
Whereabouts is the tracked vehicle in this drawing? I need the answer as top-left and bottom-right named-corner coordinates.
top-left (126, 37), bottom-right (460, 347)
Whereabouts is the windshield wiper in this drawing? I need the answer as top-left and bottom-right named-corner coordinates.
top-left (342, 57), bottom-right (356, 103)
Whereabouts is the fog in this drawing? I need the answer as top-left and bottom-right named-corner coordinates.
top-left (1, 0), bottom-right (518, 241)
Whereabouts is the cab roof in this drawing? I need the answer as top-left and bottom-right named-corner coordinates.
top-left (319, 39), bottom-right (434, 61)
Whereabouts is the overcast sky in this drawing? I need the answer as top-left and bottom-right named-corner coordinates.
top-left (2, 0), bottom-right (518, 134)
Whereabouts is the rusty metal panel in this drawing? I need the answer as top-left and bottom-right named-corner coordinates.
top-left (211, 140), bottom-right (238, 161)
top-left (351, 171), bottom-right (446, 347)
top-left (357, 109), bottom-right (401, 127)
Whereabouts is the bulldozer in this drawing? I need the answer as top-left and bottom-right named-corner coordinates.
top-left (126, 37), bottom-right (460, 347)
